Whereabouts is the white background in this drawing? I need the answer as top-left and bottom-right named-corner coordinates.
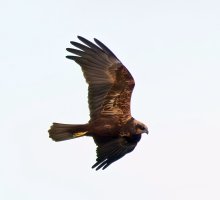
top-left (1, 0), bottom-right (220, 199)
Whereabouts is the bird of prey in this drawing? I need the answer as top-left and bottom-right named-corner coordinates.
top-left (49, 36), bottom-right (148, 170)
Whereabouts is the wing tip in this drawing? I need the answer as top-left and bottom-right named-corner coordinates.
top-left (66, 48), bottom-right (71, 52)
top-left (91, 162), bottom-right (108, 171)
top-left (77, 35), bottom-right (83, 40)
top-left (66, 55), bottom-right (74, 60)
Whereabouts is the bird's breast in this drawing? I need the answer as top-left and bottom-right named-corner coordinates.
top-left (88, 119), bottom-right (120, 137)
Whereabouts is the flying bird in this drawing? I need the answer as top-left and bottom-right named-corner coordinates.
top-left (49, 36), bottom-right (148, 170)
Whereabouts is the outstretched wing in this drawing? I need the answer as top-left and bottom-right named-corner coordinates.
top-left (66, 36), bottom-right (135, 122)
top-left (92, 137), bottom-right (138, 170)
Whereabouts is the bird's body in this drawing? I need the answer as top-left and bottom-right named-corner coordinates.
top-left (49, 36), bottom-right (148, 170)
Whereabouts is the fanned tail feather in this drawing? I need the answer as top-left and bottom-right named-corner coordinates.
top-left (48, 123), bottom-right (88, 142)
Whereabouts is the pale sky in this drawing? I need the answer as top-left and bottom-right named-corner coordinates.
top-left (1, 0), bottom-right (220, 199)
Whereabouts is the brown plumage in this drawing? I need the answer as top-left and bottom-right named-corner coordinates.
top-left (48, 36), bottom-right (148, 170)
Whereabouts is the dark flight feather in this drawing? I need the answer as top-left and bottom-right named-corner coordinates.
top-left (94, 38), bottom-right (119, 59)
top-left (92, 136), bottom-right (139, 170)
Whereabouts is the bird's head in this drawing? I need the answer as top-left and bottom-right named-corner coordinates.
top-left (133, 119), bottom-right (149, 135)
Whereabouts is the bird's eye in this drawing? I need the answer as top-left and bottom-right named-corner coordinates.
top-left (136, 124), bottom-right (145, 130)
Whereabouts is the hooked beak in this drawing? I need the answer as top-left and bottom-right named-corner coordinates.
top-left (145, 128), bottom-right (149, 134)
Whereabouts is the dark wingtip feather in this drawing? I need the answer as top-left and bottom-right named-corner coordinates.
top-left (77, 35), bottom-right (85, 41)
top-left (77, 36), bottom-right (104, 53)
top-left (66, 55), bottom-right (75, 60)
top-left (94, 38), bottom-right (118, 59)
top-left (77, 36), bottom-right (89, 43)
top-left (91, 160), bottom-right (109, 171)
top-left (70, 41), bottom-right (79, 46)
top-left (66, 48), bottom-right (79, 54)
top-left (66, 48), bottom-right (72, 53)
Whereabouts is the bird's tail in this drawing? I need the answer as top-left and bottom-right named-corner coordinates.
top-left (48, 123), bottom-right (89, 142)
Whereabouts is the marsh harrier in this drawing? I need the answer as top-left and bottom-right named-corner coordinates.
top-left (49, 36), bottom-right (148, 170)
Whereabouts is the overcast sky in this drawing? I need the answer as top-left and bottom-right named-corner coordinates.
top-left (1, 0), bottom-right (220, 199)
